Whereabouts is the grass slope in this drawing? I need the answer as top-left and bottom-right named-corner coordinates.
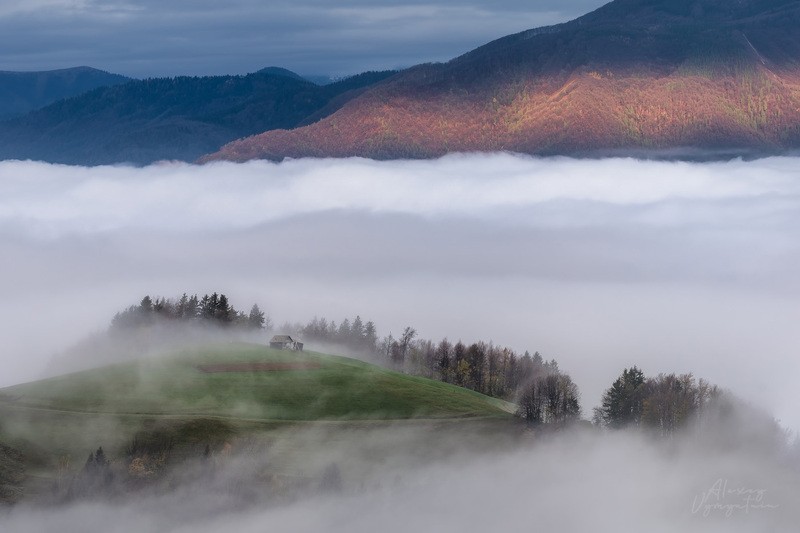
top-left (1, 343), bottom-right (509, 421)
top-left (0, 344), bottom-right (515, 502)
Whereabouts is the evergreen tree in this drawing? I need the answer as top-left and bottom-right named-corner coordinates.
top-left (351, 315), bottom-right (365, 344)
top-left (186, 294), bottom-right (199, 320)
top-left (363, 321), bottom-right (378, 352)
top-left (597, 366), bottom-right (646, 428)
top-left (94, 447), bottom-right (108, 467)
top-left (233, 310), bottom-right (248, 327)
top-left (318, 317), bottom-right (329, 339)
top-left (199, 294), bottom-right (214, 320)
top-left (337, 318), bottom-right (351, 341)
top-left (215, 293), bottom-right (232, 324)
top-left (140, 295), bottom-right (153, 314)
top-left (248, 304), bottom-right (266, 329)
top-left (176, 293), bottom-right (189, 319)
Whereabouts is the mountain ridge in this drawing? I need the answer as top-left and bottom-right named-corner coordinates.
top-left (203, 0), bottom-right (800, 162)
top-left (0, 69), bottom-right (396, 165)
top-left (0, 66), bottom-right (130, 120)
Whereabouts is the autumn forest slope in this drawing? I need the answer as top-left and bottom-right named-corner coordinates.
top-left (204, 0), bottom-right (800, 162)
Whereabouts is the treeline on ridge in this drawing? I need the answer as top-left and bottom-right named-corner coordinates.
top-left (595, 366), bottom-right (736, 437)
top-left (109, 295), bottom-right (776, 437)
top-left (110, 296), bottom-right (582, 426)
top-left (282, 315), bottom-right (775, 436)
top-left (111, 293), bottom-right (269, 331)
top-left (297, 316), bottom-right (583, 425)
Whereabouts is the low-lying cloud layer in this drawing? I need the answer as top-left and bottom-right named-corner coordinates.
top-left (2, 426), bottom-right (798, 532)
top-left (2, 154), bottom-right (800, 432)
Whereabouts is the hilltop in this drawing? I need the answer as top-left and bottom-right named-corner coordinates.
top-left (2, 343), bottom-right (510, 421)
top-left (0, 343), bottom-right (513, 503)
top-left (0, 66), bottom-right (130, 120)
top-left (204, 0), bottom-right (800, 162)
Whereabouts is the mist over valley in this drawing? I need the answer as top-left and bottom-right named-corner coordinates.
top-left (1, 154), bottom-right (799, 530)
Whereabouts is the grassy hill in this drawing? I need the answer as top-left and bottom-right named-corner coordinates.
top-left (0, 343), bottom-right (514, 503)
top-left (1, 343), bottom-right (509, 421)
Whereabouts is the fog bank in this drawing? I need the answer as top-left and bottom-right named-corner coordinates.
top-left (2, 427), bottom-right (797, 532)
top-left (1, 155), bottom-right (799, 429)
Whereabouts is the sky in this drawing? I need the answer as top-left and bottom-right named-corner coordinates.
top-left (2, 154), bottom-right (800, 433)
top-left (0, 0), bottom-right (608, 78)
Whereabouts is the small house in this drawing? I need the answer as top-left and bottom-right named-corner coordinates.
top-left (270, 334), bottom-right (304, 351)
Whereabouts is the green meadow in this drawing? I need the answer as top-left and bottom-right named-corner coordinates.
top-left (0, 343), bottom-right (516, 501)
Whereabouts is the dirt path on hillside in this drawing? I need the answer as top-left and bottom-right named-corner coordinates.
top-left (195, 362), bottom-right (322, 373)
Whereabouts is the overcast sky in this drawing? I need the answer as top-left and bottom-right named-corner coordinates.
top-left (0, 0), bottom-right (607, 78)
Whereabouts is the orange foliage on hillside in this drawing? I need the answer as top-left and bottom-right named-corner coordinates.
top-left (202, 64), bottom-right (800, 162)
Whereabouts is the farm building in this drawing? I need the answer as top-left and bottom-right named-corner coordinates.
top-left (269, 335), bottom-right (304, 351)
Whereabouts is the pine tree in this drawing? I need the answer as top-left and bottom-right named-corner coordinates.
top-left (363, 321), bottom-right (378, 352)
top-left (598, 366), bottom-right (646, 428)
top-left (140, 295), bottom-right (153, 314)
top-left (351, 316), bottom-right (364, 344)
top-left (215, 293), bottom-right (232, 324)
top-left (199, 294), bottom-right (214, 320)
top-left (94, 447), bottom-right (108, 467)
top-left (337, 318), bottom-right (351, 341)
top-left (186, 294), bottom-right (199, 320)
top-left (176, 293), bottom-right (189, 319)
top-left (248, 304), bottom-right (266, 329)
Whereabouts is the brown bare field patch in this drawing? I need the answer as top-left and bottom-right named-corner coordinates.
top-left (196, 362), bottom-right (322, 373)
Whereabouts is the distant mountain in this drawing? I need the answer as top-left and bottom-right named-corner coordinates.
top-left (303, 75), bottom-right (335, 86)
top-left (257, 67), bottom-right (333, 86)
top-left (0, 70), bottom-right (395, 165)
top-left (256, 66), bottom-right (307, 82)
top-left (0, 66), bottom-right (129, 119)
top-left (203, 0), bottom-right (800, 162)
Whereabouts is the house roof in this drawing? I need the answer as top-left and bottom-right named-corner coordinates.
top-left (270, 335), bottom-right (294, 343)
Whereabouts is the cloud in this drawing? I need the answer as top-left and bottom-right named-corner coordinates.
top-left (2, 154), bottom-right (800, 434)
top-left (3, 153), bottom-right (800, 531)
top-left (0, 1), bottom-right (605, 77)
top-left (1, 426), bottom-right (798, 532)
top-left (1, 155), bottom-right (795, 234)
